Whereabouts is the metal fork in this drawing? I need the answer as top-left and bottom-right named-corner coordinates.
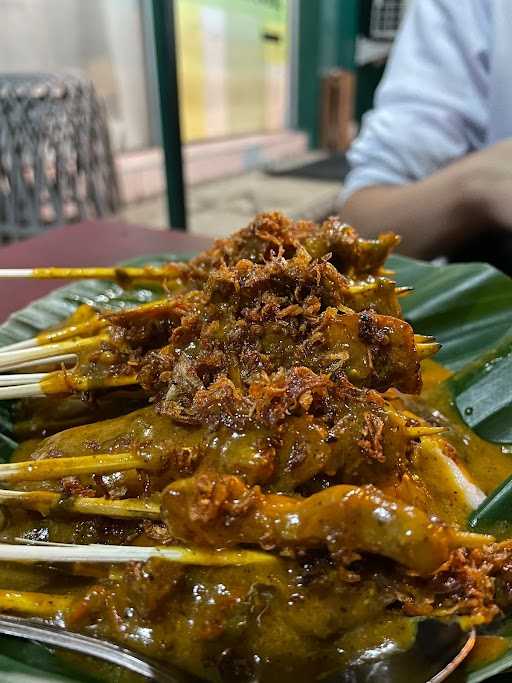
top-left (0, 614), bottom-right (188, 682)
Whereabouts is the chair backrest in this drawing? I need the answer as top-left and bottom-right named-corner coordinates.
top-left (0, 73), bottom-right (120, 243)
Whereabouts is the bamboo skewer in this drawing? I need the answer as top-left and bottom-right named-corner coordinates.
top-left (0, 589), bottom-right (72, 617)
top-left (395, 286), bottom-right (414, 297)
top-left (0, 338), bottom-right (438, 400)
top-left (416, 341), bottom-right (441, 360)
top-left (0, 339), bottom-right (39, 353)
top-left (406, 426), bottom-right (446, 438)
top-left (7, 354), bottom-right (77, 372)
top-left (0, 542), bottom-right (279, 566)
top-left (0, 336), bottom-right (105, 372)
top-left (0, 373), bottom-right (48, 386)
top-left (344, 282), bottom-right (381, 295)
top-left (0, 266), bottom-right (183, 281)
top-left (0, 383), bottom-right (44, 399)
top-left (0, 318), bottom-right (106, 354)
top-left (0, 371), bottom-right (138, 399)
top-left (0, 452), bottom-right (151, 483)
top-left (0, 490), bottom-right (161, 520)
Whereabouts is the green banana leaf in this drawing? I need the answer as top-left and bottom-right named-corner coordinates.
top-left (1, 251), bottom-right (512, 681)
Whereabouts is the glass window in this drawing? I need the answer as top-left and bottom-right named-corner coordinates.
top-left (176, 0), bottom-right (289, 142)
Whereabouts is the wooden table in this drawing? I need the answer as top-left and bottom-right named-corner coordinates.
top-left (0, 221), bottom-right (211, 322)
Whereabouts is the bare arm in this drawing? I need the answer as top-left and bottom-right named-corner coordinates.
top-left (342, 1), bottom-right (494, 257)
top-left (342, 140), bottom-right (512, 257)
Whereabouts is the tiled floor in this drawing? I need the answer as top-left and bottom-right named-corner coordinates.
top-left (118, 167), bottom-right (343, 239)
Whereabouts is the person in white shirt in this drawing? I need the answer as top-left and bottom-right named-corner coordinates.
top-left (342, 0), bottom-right (512, 257)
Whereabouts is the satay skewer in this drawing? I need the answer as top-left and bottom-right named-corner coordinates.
top-left (0, 490), bottom-right (161, 519)
top-left (0, 452), bottom-right (150, 483)
top-left (0, 589), bottom-right (72, 617)
top-left (0, 265), bottom-right (183, 281)
top-left (0, 542), bottom-right (278, 567)
top-left (0, 356), bottom-right (443, 401)
top-left (0, 328), bottom-right (439, 378)
top-left (0, 266), bottom-right (403, 286)
top-left (0, 484), bottom-right (486, 564)
top-left (0, 336), bottom-right (106, 372)
top-left (0, 528), bottom-right (493, 571)
top-left (0, 372), bottom-right (138, 399)
top-left (0, 343), bottom-right (440, 399)
top-left (164, 476), bottom-right (494, 575)
top-left (0, 423), bottom-right (444, 486)
top-left (0, 280), bottom-right (410, 357)
top-left (0, 317), bottom-right (106, 353)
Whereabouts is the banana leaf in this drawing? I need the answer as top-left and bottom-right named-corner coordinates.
top-left (1, 251), bottom-right (512, 681)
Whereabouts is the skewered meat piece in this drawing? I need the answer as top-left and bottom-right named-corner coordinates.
top-left (51, 250), bottom-right (422, 401)
top-left (191, 212), bottom-right (400, 278)
top-left (136, 305), bottom-right (424, 405)
top-left (201, 247), bottom-right (402, 315)
top-left (162, 473), bottom-right (487, 576)
top-left (107, 249), bottom-right (403, 353)
top-left (17, 368), bottom-right (423, 501)
top-left (125, 253), bottom-right (425, 400)
top-left (105, 220), bottom-right (403, 353)
top-left (164, 367), bottom-right (417, 489)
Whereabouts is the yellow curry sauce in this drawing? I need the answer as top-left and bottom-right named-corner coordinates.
top-left (0, 361), bottom-right (507, 681)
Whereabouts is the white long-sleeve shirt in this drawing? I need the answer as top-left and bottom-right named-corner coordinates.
top-left (344, 0), bottom-right (512, 199)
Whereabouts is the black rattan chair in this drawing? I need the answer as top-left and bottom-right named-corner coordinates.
top-left (0, 73), bottom-right (119, 243)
